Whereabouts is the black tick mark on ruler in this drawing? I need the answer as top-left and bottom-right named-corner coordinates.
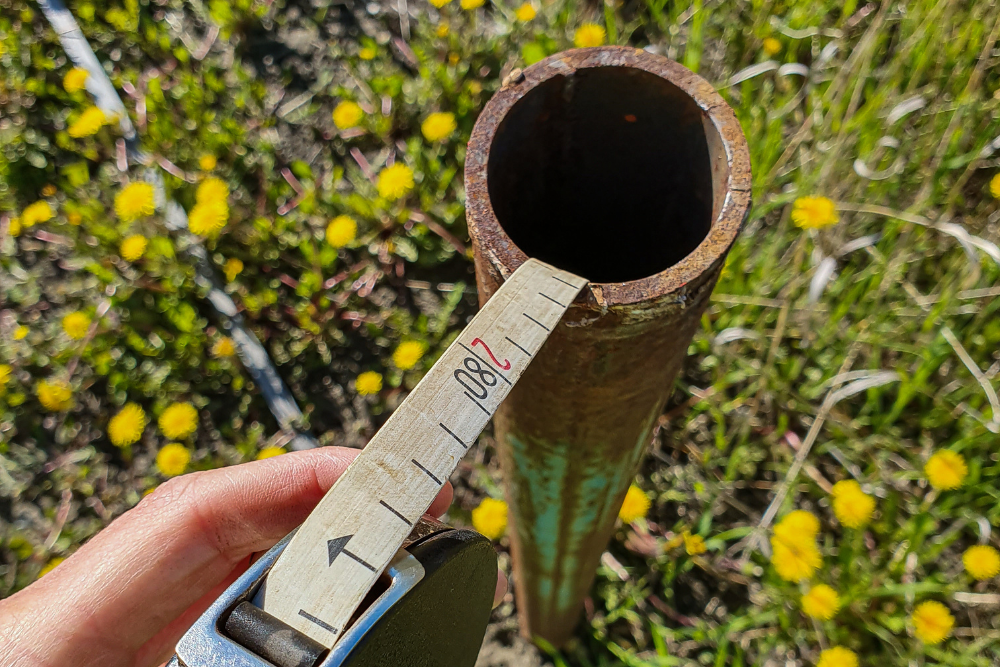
top-left (439, 422), bottom-right (468, 449)
top-left (551, 274), bottom-right (582, 290)
top-left (538, 292), bottom-right (566, 308)
top-left (379, 499), bottom-right (413, 526)
top-left (299, 609), bottom-right (338, 634)
top-left (505, 336), bottom-right (531, 357)
top-left (522, 313), bottom-right (549, 331)
top-left (412, 459), bottom-right (443, 485)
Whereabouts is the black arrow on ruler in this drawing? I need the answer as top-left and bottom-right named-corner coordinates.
top-left (327, 535), bottom-right (353, 565)
top-left (327, 535), bottom-right (377, 572)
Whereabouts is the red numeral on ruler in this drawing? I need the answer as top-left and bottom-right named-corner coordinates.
top-left (471, 338), bottom-right (511, 370)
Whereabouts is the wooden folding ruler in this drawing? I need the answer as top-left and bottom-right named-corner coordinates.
top-left (171, 258), bottom-right (587, 667)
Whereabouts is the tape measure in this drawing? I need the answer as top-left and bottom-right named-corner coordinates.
top-left (170, 258), bottom-right (586, 667)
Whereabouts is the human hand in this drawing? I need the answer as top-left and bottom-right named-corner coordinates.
top-left (0, 447), bottom-right (506, 667)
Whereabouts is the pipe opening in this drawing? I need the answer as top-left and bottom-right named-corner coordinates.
top-left (486, 66), bottom-right (716, 283)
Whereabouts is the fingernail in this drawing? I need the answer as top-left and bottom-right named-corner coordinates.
top-left (493, 568), bottom-right (509, 609)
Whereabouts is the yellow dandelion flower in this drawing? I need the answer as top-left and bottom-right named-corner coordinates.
top-left (791, 196), bottom-right (839, 229)
top-left (199, 154), bottom-right (217, 171)
top-left (22, 200), bottom-right (54, 227)
top-left (224, 257), bottom-right (243, 282)
top-left (8, 216), bottom-right (21, 237)
top-left (801, 584), bottom-right (840, 620)
top-left (515, 2), bottom-right (536, 21)
top-left (430, 0), bottom-right (452, 6)
top-left (392, 340), bottom-right (426, 370)
top-left (912, 600), bottom-right (954, 645)
top-left (188, 200), bottom-right (229, 237)
top-left (0, 364), bottom-right (10, 386)
top-left (963, 545), bottom-right (1000, 580)
top-left (326, 215), bottom-right (358, 248)
top-left (816, 647), bottom-right (857, 667)
top-left (574, 23), bottom-right (606, 48)
top-left (158, 402), bottom-right (198, 440)
top-left (830, 480), bottom-right (875, 529)
top-left (257, 446), bottom-right (286, 460)
top-left (66, 211), bottom-right (82, 225)
top-left (683, 531), bottom-right (707, 555)
top-left (924, 450), bottom-right (968, 490)
top-left (618, 484), bottom-right (651, 523)
top-left (62, 311), bottom-right (91, 340)
top-left (68, 106), bottom-right (107, 138)
top-left (770, 535), bottom-right (821, 582)
top-left (359, 46), bottom-right (377, 60)
top-left (63, 67), bottom-right (89, 93)
top-left (14, 325), bottom-right (28, 340)
top-left (120, 234), bottom-right (148, 262)
top-left (663, 533), bottom-right (685, 551)
top-left (356, 371), bottom-right (383, 395)
top-left (115, 182), bottom-right (155, 222)
top-left (421, 112), bottom-right (457, 143)
top-left (196, 177), bottom-right (229, 204)
top-left (989, 174), bottom-right (1000, 199)
top-left (156, 443), bottom-right (191, 477)
top-left (211, 337), bottom-right (236, 358)
top-left (377, 163), bottom-right (415, 201)
top-left (39, 558), bottom-right (65, 578)
top-left (436, 23), bottom-right (450, 37)
top-left (762, 37), bottom-right (782, 56)
top-left (108, 403), bottom-right (147, 447)
top-left (460, 0), bottom-right (484, 8)
top-left (39, 557), bottom-right (65, 578)
top-left (472, 498), bottom-right (508, 540)
top-left (332, 101), bottom-right (364, 130)
top-left (774, 510), bottom-right (821, 541)
top-left (37, 380), bottom-right (74, 412)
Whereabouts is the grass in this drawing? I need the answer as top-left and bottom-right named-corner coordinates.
top-left (2, 0), bottom-right (1000, 665)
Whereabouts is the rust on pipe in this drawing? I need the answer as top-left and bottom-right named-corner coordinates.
top-left (465, 46), bottom-right (751, 646)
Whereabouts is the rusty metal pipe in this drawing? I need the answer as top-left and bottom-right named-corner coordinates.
top-left (465, 47), bottom-right (751, 646)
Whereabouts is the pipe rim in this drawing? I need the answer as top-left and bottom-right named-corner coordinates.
top-left (465, 46), bottom-right (752, 308)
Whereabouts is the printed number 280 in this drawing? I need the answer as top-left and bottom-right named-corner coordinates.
top-left (454, 338), bottom-right (510, 399)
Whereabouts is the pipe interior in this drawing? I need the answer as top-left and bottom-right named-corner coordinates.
top-left (487, 66), bottom-right (715, 283)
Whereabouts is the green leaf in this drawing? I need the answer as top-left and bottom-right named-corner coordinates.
top-left (60, 161), bottom-right (90, 187)
top-left (522, 42), bottom-right (547, 65)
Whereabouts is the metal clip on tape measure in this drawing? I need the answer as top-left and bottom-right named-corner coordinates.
top-left (169, 260), bottom-right (587, 667)
top-left (168, 518), bottom-right (496, 667)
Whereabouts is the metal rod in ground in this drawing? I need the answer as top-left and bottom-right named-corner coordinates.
top-left (158, 173), bottom-right (319, 450)
top-left (36, 3), bottom-right (317, 450)
top-left (465, 46), bottom-right (751, 646)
